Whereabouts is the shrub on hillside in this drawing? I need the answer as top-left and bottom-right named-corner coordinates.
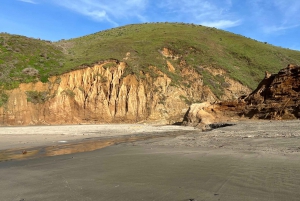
top-left (22, 67), bottom-right (39, 76)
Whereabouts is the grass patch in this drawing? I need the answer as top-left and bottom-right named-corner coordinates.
top-left (0, 33), bottom-right (64, 89)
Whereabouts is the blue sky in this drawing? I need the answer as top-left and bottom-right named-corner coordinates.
top-left (1, 0), bottom-right (300, 50)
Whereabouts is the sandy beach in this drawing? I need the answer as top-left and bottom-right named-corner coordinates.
top-left (0, 120), bottom-right (300, 200)
top-left (0, 124), bottom-right (196, 150)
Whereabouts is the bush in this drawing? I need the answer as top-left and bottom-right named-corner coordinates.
top-left (22, 67), bottom-right (39, 76)
top-left (26, 91), bottom-right (49, 104)
top-left (0, 92), bottom-right (8, 107)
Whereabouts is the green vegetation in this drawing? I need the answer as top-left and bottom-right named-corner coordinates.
top-left (179, 95), bottom-right (201, 105)
top-left (97, 74), bottom-right (108, 83)
top-left (62, 89), bottom-right (75, 98)
top-left (102, 62), bottom-right (117, 69)
top-left (0, 33), bottom-right (64, 88)
top-left (200, 70), bottom-right (228, 98)
top-left (55, 23), bottom-right (300, 92)
top-left (1, 23), bottom-right (300, 95)
top-left (26, 90), bottom-right (50, 104)
top-left (0, 91), bottom-right (8, 107)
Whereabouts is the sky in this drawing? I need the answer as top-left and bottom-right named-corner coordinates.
top-left (1, 0), bottom-right (300, 51)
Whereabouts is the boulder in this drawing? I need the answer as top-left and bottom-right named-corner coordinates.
top-left (183, 102), bottom-right (216, 127)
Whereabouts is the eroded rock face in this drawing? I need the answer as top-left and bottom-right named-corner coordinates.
top-left (184, 64), bottom-right (300, 127)
top-left (0, 62), bottom-right (203, 125)
top-left (0, 56), bottom-right (251, 126)
top-left (242, 64), bottom-right (300, 119)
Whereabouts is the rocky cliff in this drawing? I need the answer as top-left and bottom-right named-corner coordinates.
top-left (184, 64), bottom-right (300, 128)
top-left (0, 60), bottom-right (249, 125)
top-left (242, 64), bottom-right (300, 119)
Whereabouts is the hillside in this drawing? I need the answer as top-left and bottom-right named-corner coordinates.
top-left (1, 23), bottom-right (300, 125)
top-left (0, 33), bottom-right (64, 88)
top-left (56, 23), bottom-right (300, 91)
top-left (1, 23), bottom-right (300, 93)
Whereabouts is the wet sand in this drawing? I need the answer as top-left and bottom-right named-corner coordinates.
top-left (0, 121), bottom-right (300, 200)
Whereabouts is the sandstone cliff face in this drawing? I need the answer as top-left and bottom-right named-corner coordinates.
top-left (0, 60), bottom-right (249, 125)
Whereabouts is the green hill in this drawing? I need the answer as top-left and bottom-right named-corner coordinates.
top-left (1, 22), bottom-right (300, 93)
top-left (0, 33), bottom-right (64, 88)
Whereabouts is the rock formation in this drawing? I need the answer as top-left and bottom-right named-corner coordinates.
top-left (0, 60), bottom-right (248, 125)
top-left (242, 64), bottom-right (300, 119)
top-left (183, 102), bottom-right (216, 127)
top-left (184, 64), bottom-right (300, 128)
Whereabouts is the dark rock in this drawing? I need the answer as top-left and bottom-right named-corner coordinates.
top-left (241, 64), bottom-right (300, 119)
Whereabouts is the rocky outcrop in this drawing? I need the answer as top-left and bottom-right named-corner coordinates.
top-left (0, 60), bottom-right (248, 126)
top-left (184, 64), bottom-right (300, 127)
top-left (183, 102), bottom-right (216, 127)
top-left (183, 101), bottom-right (244, 129)
top-left (242, 64), bottom-right (300, 119)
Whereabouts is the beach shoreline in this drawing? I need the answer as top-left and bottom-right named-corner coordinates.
top-left (1, 120), bottom-right (300, 201)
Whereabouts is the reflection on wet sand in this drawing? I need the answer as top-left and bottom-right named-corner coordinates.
top-left (0, 132), bottom-right (185, 162)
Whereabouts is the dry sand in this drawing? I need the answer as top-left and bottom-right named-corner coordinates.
top-left (144, 120), bottom-right (300, 156)
top-left (0, 120), bottom-right (300, 201)
top-left (0, 124), bottom-right (196, 150)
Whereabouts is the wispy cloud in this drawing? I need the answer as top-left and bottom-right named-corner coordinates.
top-left (154, 0), bottom-right (241, 28)
top-left (202, 20), bottom-right (242, 29)
top-left (273, 0), bottom-right (300, 22)
top-left (290, 45), bottom-right (300, 51)
top-left (34, 0), bottom-right (300, 33)
top-left (263, 24), bottom-right (300, 34)
top-left (47, 0), bottom-right (241, 29)
top-left (18, 0), bottom-right (37, 4)
top-left (50, 0), bottom-right (148, 26)
top-left (248, 0), bottom-right (300, 34)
